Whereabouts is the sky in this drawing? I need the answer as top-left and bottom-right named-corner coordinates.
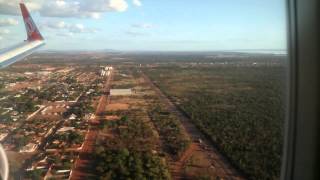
top-left (0, 0), bottom-right (287, 51)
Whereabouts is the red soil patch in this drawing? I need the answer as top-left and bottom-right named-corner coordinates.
top-left (105, 115), bottom-right (120, 121)
top-left (106, 103), bottom-right (129, 111)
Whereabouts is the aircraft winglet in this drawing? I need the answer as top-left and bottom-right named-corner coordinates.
top-left (0, 2), bottom-right (45, 68)
top-left (20, 3), bottom-right (43, 41)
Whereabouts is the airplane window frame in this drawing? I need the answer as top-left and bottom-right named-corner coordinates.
top-left (282, 0), bottom-right (320, 179)
top-left (1, 0), bottom-right (319, 180)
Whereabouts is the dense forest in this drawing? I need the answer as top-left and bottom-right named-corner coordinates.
top-left (144, 64), bottom-right (286, 179)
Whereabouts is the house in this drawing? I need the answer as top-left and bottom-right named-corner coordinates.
top-left (20, 143), bottom-right (38, 153)
top-left (0, 133), bottom-right (8, 141)
top-left (56, 170), bottom-right (71, 174)
top-left (24, 72), bottom-right (34, 75)
top-left (11, 111), bottom-right (19, 116)
top-left (69, 114), bottom-right (77, 120)
top-left (105, 66), bottom-right (113, 71)
top-left (57, 127), bottom-right (75, 133)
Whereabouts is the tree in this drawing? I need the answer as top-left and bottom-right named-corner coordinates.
top-left (47, 155), bottom-right (61, 165)
top-left (94, 148), bottom-right (171, 180)
top-left (25, 169), bottom-right (42, 180)
top-left (16, 136), bottom-right (29, 149)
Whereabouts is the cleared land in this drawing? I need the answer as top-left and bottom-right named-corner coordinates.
top-left (91, 67), bottom-right (241, 179)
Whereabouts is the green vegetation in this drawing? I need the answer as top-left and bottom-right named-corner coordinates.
top-left (100, 114), bottom-right (158, 151)
top-left (52, 131), bottom-right (84, 145)
top-left (36, 82), bottom-right (84, 102)
top-left (94, 148), bottom-right (171, 180)
top-left (25, 169), bottom-right (45, 180)
top-left (149, 106), bottom-right (190, 158)
top-left (65, 77), bottom-right (77, 84)
top-left (47, 153), bottom-right (74, 175)
top-left (0, 82), bottom-right (4, 89)
top-left (15, 77), bottom-right (28, 82)
top-left (5, 94), bottom-right (38, 113)
top-left (144, 65), bottom-right (285, 179)
top-left (95, 110), bottom-right (171, 180)
top-left (47, 155), bottom-right (62, 165)
top-left (15, 136), bottom-right (31, 150)
top-left (0, 113), bottom-right (12, 123)
top-left (63, 101), bottom-right (93, 118)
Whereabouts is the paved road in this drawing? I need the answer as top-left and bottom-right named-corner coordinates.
top-left (141, 72), bottom-right (246, 180)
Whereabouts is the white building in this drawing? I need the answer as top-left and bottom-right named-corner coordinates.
top-left (20, 143), bottom-right (38, 153)
top-left (100, 66), bottom-right (113, 77)
top-left (57, 127), bottom-right (75, 133)
top-left (105, 66), bottom-right (113, 71)
top-left (0, 133), bottom-right (8, 141)
top-left (110, 89), bottom-right (132, 96)
top-left (69, 114), bottom-right (77, 120)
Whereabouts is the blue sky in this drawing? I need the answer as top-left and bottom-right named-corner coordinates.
top-left (0, 0), bottom-right (287, 51)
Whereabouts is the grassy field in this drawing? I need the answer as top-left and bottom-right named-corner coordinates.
top-left (144, 64), bottom-right (286, 179)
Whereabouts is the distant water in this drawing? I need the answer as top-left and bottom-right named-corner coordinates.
top-left (227, 49), bottom-right (287, 55)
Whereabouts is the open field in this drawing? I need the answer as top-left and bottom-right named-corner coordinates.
top-left (93, 68), bottom-right (172, 179)
top-left (93, 66), bottom-right (243, 179)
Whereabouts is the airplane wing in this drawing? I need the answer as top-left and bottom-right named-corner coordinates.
top-left (0, 145), bottom-right (8, 180)
top-left (0, 4), bottom-right (45, 179)
top-left (0, 3), bottom-right (45, 68)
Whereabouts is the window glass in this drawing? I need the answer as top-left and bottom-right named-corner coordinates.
top-left (0, 0), bottom-right (287, 179)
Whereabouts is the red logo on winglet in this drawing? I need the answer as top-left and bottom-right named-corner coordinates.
top-left (20, 3), bottom-right (43, 41)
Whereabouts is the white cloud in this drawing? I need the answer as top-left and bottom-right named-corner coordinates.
top-left (0, 0), bottom-right (43, 15)
top-left (0, 29), bottom-right (10, 35)
top-left (39, 0), bottom-right (81, 18)
top-left (70, 24), bottom-right (85, 33)
top-left (131, 23), bottom-right (154, 29)
top-left (0, 18), bottom-right (19, 26)
top-left (69, 23), bottom-right (98, 33)
top-left (79, 0), bottom-right (128, 13)
top-left (126, 30), bottom-right (147, 36)
top-left (0, 0), bottom-right (129, 18)
top-left (108, 0), bottom-right (128, 12)
top-left (56, 32), bottom-right (74, 37)
top-left (132, 0), bottom-right (142, 7)
top-left (41, 21), bottom-right (98, 34)
top-left (42, 21), bottom-right (67, 29)
top-left (71, 24), bottom-right (98, 33)
top-left (90, 12), bottom-right (102, 19)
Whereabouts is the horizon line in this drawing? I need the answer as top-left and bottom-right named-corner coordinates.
top-left (39, 48), bottom-right (287, 52)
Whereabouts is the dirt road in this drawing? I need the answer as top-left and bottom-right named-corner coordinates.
top-left (70, 70), bottom-right (113, 180)
top-left (141, 72), bottom-right (245, 180)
